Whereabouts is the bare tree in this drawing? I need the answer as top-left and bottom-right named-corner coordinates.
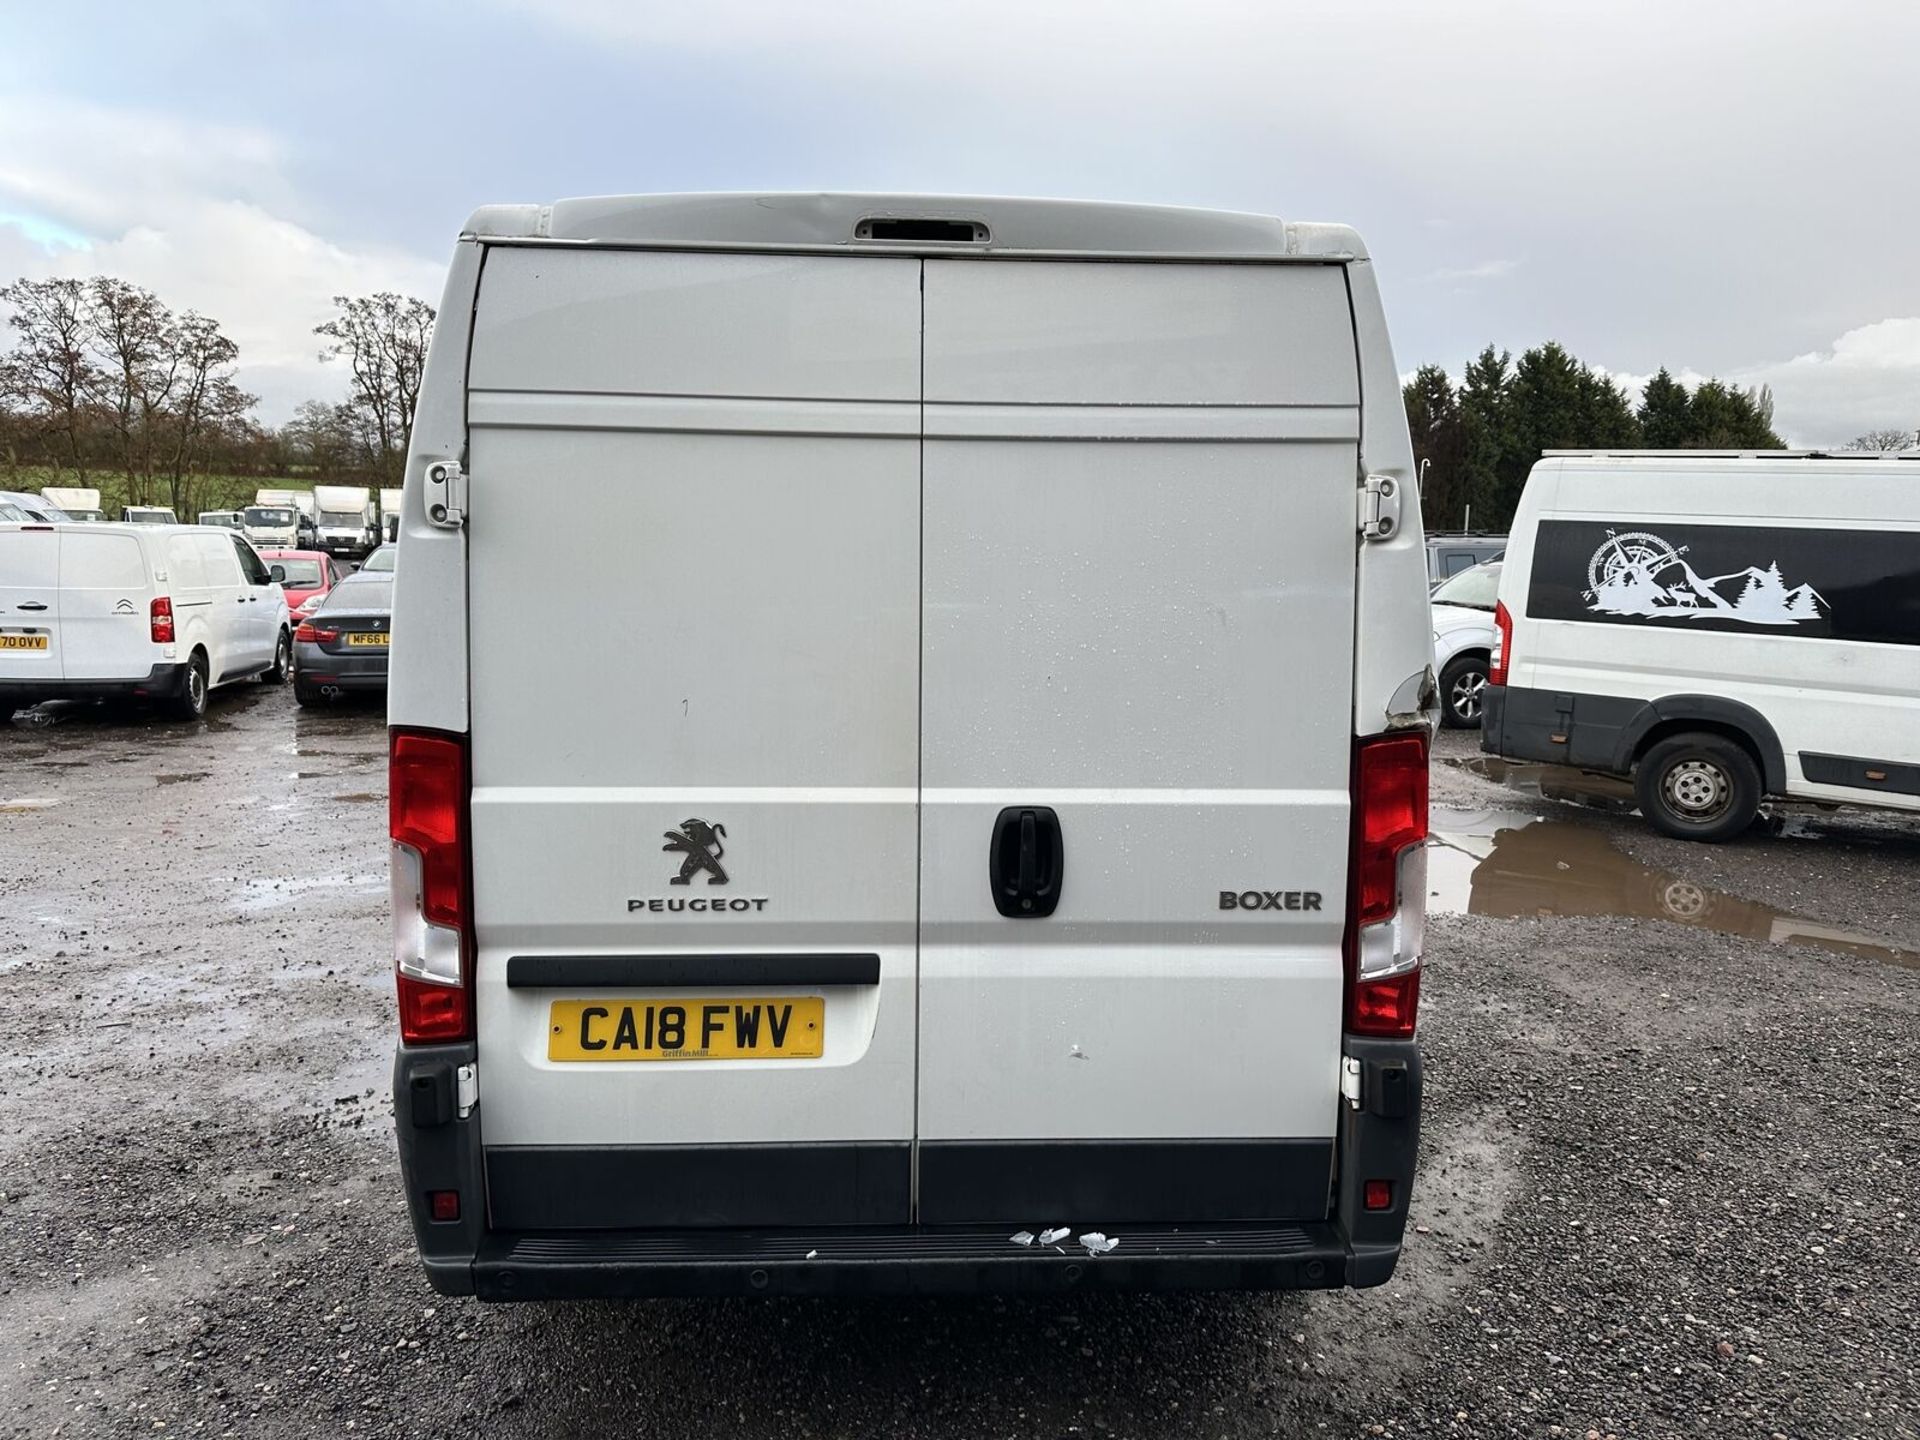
top-left (158, 313), bottom-right (255, 516)
top-left (0, 277), bottom-right (101, 480)
top-left (1848, 427), bottom-right (1917, 452)
top-left (315, 293), bottom-right (435, 484)
top-left (88, 277), bottom-right (177, 502)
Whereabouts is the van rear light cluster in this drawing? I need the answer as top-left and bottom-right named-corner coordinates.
top-left (390, 729), bottom-right (473, 1044)
top-left (1489, 601), bottom-right (1513, 686)
top-left (1345, 732), bottom-right (1428, 1037)
top-left (150, 597), bottom-right (174, 644)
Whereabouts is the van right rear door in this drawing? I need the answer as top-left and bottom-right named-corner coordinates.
top-left (52, 529), bottom-right (154, 683)
top-left (914, 259), bottom-right (1362, 1224)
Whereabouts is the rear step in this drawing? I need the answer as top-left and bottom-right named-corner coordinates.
top-left (474, 1222), bottom-right (1346, 1299)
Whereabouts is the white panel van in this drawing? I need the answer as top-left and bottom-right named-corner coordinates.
top-left (1484, 452), bottom-right (1920, 839)
top-left (386, 194), bottom-right (1434, 1299)
top-left (0, 523), bottom-right (291, 719)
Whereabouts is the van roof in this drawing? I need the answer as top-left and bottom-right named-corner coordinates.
top-left (461, 192), bottom-right (1366, 262)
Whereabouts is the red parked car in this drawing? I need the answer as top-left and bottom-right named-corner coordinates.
top-left (257, 549), bottom-right (347, 618)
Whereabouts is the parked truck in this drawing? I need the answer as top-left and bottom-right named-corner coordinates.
top-left (243, 489), bottom-right (304, 550)
top-left (41, 487), bottom-right (104, 522)
top-left (380, 487), bottom-right (404, 543)
top-left (314, 485), bottom-right (378, 561)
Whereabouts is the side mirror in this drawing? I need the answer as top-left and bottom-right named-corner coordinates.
top-left (268, 564), bottom-right (286, 584)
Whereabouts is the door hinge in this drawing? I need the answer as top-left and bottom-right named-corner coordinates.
top-left (1359, 473), bottom-right (1403, 541)
top-left (455, 1063), bottom-right (478, 1118)
top-left (1341, 1055), bottom-right (1363, 1110)
top-left (424, 460), bottom-right (467, 530)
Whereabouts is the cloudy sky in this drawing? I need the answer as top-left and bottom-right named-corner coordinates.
top-left (2, 0), bottom-right (1915, 443)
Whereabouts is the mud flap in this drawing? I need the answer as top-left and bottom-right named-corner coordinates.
top-left (392, 1042), bottom-right (485, 1296)
top-left (1336, 1035), bottom-right (1423, 1287)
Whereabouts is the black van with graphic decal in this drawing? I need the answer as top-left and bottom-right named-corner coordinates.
top-left (1483, 454), bottom-right (1920, 842)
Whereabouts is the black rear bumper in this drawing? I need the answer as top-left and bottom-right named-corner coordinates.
top-left (0, 661), bottom-right (188, 709)
top-left (395, 1037), bottom-right (1421, 1300)
top-left (471, 1222), bottom-right (1347, 1300)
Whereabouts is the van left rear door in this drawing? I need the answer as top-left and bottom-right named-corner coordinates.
top-left (0, 527), bottom-right (61, 685)
top-left (463, 247), bottom-right (924, 1231)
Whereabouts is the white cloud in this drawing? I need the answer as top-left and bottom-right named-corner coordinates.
top-left (0, 96), bottom-right (442, 423)
top-left (1421, 258), bottom-right (1520, 285)
top-left (1735, 318), bottom-right (1920, 447)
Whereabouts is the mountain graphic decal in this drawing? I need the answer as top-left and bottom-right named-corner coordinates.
top-left (1582, 530), bottom-right (1828, 627)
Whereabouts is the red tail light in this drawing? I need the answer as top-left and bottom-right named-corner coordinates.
top-left (1346, 732), bottom-right (1429, 1037)
top-left (294, 623), bottom-right (337, 643)
top-left (150, 596), bottom-right (174, 644)
top-left (390, 729), bottom-right (472, 1044)
top-left (1489, 600), bottom-right (1512, 686)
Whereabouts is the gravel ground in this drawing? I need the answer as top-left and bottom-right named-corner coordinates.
top-left (2, 697), bottom-right (1916, 1438)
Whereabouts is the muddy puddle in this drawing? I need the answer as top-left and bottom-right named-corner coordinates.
top-left (1429, 807), bottom-right (1919, 968)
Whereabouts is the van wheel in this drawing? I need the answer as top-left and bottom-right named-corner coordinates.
top-left (1635, 733), bottom-right (1761, 842)
top-left (171, 652), bottom-right (209, 721)
top-left (263, 628), bottom-right (291, 684)
top-left (1437, 654), bottom-right (1489, 729)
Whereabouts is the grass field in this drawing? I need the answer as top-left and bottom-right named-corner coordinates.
top-left (4, 466), bottom-right (331, 516)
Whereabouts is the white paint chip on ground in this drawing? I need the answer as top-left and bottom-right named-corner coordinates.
top-left (1038, 1227), bottom-right (1070, 1245)
top-left (805, 1249), bottom-right (818, 1260)
top-left (1079, 1232), bottom-right (1118, 1255)
top-left (1009, 1231), bottom-right (1035, 1246)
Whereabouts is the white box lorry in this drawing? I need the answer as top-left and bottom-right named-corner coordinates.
top-left (380, 488), bottom-right (404, 543)
top-left (243, 490), bottom-right (303, 550)
top-left (314, 484), bottom-right (377, 561)
top-left (386, 193), bottom-right (1434, 1300)
top-left (41, 487), bottom-right (103, 522)
top-left (1484, 451), bottom-right (1920, 839)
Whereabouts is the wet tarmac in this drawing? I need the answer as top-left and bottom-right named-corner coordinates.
top-left (1431, 807), bottom-right (1919, 968)
top-left (1, 705), bottom-right (1917, 1438)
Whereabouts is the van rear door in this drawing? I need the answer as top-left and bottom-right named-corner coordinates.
top-left (54, 529), bottom-right (154, 682)
top-left (0, 527), bottom-right (61, 682)
top-left (463, 248), bottom-right (924, 1229)
top-left (914, 259), bottom-right (1360, 1222)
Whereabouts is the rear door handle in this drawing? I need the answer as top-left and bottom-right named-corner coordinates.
top-left (990, 806), bottom-right (1063, 918)
top-left (16, 602), bottom-right (47, 611)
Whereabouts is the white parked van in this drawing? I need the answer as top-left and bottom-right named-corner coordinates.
top-left (387, 193), bottom-right (1434, 1300)
top-left (1483, 452), bottom-right (1920, 840)
top-left (0, 523), bottom-right (291, 718)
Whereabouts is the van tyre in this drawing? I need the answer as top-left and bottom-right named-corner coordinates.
top-left (263, 628), bottom-right (291, 684)
top-left (1635, 732), bottom-right (1761, 843)
top-left (171, 652), bottom-right (209, 721)
top-left (1437, 653), bottom-right (1489, 729)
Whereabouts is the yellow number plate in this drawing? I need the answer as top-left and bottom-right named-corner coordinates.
top-left (345, 632), bottom-right (390, 647)
top-left (549, 997), bottom-right (824, 1061)
top-left (0, 634), bottom-right (49, 651)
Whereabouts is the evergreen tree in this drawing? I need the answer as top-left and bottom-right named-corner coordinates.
top-left (1637, 368), bottom-right (1692, 447)
top-left (1457, 346), bottom-right (1515, 528)
top-left (1402, 363), bottom-right (1466, 527)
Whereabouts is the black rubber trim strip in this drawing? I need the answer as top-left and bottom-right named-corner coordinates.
top-left (487, 1143), bottom-right (911, 1228)
top-left (1800, 750), bottom-right (1920, 797)
top-left (916, 1139), bottom-right (1335, 1224)
top-left (505, 953), bottom-right (881, 989)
